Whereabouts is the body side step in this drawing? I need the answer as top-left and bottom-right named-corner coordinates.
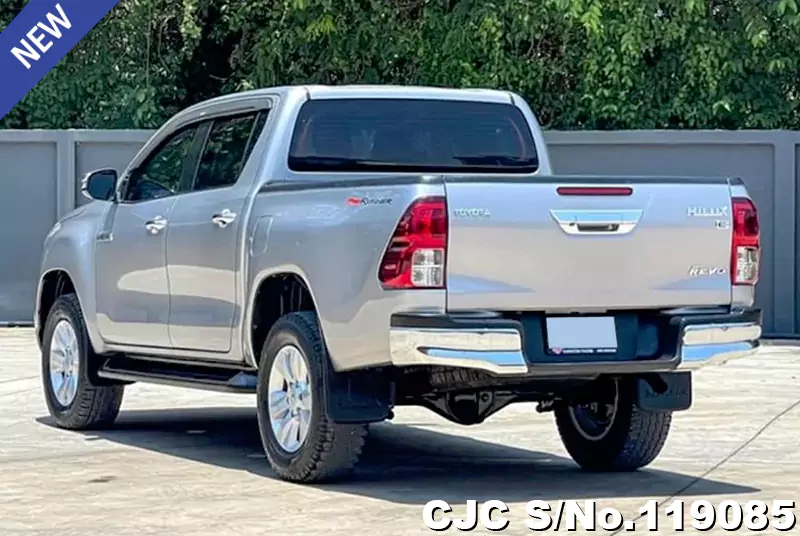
top-left (97, 355), bottom-right (258, 394)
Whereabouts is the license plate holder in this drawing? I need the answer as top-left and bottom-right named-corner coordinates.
top-left (545, 316), bottom-right (618, 355)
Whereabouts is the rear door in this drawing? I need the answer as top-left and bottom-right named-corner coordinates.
top-left (166, 110), bottom-right (269, 353)
top-left (444, 177), bottom-right (734, 312)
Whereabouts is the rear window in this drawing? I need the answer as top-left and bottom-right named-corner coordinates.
top-left (287, 98), bottom-right (539, 173)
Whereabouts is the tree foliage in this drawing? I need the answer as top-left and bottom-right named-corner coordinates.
top-left (2, 0), bottom-right (800, 130)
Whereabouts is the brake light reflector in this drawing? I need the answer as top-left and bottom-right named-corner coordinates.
top-left (378, 196), bottom-right (447, 289)
top-left (731, 197), bottom-right (760, 285)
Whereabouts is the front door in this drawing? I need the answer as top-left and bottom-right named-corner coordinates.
top-left (167, 111), bottom-right (267, 352)
top-left (95, 124), bottom-right (203, 347)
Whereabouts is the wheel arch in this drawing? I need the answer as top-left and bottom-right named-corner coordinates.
top-left (36, 269), bottom-right (77, 345)
top-left (246, 268), bottom-right (321, 367)
top-left (37, 235), bottom-right (104, 354)
top-left (36, 265), bottom-right (105, 353)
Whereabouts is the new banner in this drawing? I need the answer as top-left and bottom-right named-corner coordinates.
top-left (0, 0), bottom-right (121, 121)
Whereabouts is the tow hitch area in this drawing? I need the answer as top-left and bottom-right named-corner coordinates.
top-left (636, 371), bottom-right (692, 412)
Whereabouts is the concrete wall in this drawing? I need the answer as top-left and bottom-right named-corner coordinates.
top-left (1, 129), bottom-right (797, 337)
top-left (0, 130), bottom-right (151, 325)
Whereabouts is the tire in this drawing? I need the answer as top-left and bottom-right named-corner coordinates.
top-left (554, 377), bottom-right (671, 471)
top-left (256, 311), bottom-right (367, 483)
top-left (41, 294), bottom-right (124, 430)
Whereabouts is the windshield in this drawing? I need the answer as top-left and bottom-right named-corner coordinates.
top-left (288, 98), bottom-right (539, 173)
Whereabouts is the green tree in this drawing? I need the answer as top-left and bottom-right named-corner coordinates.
top-left (2, 0), bottom-right (799, 130)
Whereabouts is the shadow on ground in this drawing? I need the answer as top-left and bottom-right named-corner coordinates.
top-left (38, 407), bottom-right (758, 505)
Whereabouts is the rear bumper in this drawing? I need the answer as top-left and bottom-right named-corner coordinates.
top-left (389, 309), bottom-right (761, 377)
top-left (678, 321), bottom-right (761, 370)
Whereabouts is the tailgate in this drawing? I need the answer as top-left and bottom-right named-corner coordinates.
top-left (444, 176), bottom-right (734, 312)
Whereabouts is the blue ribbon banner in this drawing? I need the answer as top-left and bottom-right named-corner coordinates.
top-left (0, 0), bottom-right (121, 121)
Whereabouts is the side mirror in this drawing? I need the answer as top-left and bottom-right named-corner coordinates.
top-left (81, 168), bottom-right (118, 201)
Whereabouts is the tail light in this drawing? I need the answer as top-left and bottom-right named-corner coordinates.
top-left (731, 197), bottom-right (760, 285)
top-left (378, 196), bottom-right (447, 289)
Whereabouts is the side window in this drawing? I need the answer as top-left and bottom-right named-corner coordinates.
top-left (192, 111), bottom-right (265, 192)
top-left (244, 111), bottom-right (268, 163)
top-left (124, 126), bottom-right (199, 203)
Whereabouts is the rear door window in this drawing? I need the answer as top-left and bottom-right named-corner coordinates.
top-left (288, 98), bottom-right (539, 173)
top-left (192, 111), bottom-right (265, 192)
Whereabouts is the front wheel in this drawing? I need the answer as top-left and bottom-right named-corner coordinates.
top-left (41, 294), bottom-right (124, 430)
top-left (554, 377), bottom-right (671, 471)
top-left (256, 311), bottom-right (367, 483)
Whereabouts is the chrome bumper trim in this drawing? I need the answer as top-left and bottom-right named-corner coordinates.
top-left (389, 327), bottom-right (528, 375)
top-left (389, 319), bottom-right (762, 376)
top-left (682, 322), bottom-right (761, 346)
top-left (678, 322), bottom-right (761, 370)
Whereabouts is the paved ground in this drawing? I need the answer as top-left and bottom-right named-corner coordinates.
top-left (0, 327), bottom-right (798, 535)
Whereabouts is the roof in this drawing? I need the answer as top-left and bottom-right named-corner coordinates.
top-left (165, 84), bottom-right (517, 131)
top-left (188, 84), bottom-right (514, 108)
top-left (303, 84), bottom-right (514, 103)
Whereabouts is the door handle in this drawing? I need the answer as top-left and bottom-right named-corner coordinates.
top-left (145, 216), bottom-right (167, 234)
top-left (211, 209), bottom-right (237, 228)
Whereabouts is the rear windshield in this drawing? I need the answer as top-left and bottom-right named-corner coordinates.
top-left (287, 98), bottom-right (539, 173)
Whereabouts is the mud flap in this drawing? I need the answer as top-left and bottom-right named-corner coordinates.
top-left (635, 371), bottom-right (692, 412)
top-left (324, 359), bottom-right (392, 424)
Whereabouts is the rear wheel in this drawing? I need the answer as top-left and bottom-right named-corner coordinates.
top-left (41, 294), bottom-right (124, 430)
top-left (554, 377), bottom-right (671, 471)
top-left (256, 311), bottom-right (367, 483)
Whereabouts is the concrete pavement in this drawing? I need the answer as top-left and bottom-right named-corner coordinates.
top-left (0, 327), bottom-right (798, 535)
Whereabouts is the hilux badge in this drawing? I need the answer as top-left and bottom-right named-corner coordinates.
top-left (687, 206), bottom-right (728, 217)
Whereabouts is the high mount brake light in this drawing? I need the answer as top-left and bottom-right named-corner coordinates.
top-left (378, 196), bottom-right (447, 289)
top-left (730, 197), bottom-right (760, 286)
top-left (557, 186), bottom-right (633, 196)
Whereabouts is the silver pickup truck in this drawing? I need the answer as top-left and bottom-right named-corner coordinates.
top-left (36, 85), bottom-right (762, 483)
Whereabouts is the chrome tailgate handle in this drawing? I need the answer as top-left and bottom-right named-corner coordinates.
top-left (550, 209), bottom-right (643, 236)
